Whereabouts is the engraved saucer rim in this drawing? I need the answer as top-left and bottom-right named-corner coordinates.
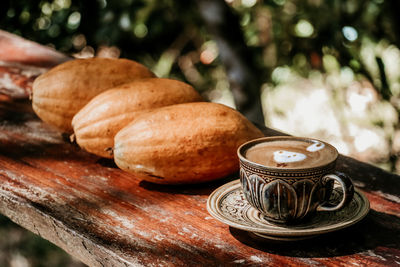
top-left (206, 179), bottom-right (370, 238)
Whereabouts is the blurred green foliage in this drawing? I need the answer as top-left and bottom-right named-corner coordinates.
top-left (1, 0), bottom-right (200, 81)
top-left (1, 0), bottom-right (399, 102)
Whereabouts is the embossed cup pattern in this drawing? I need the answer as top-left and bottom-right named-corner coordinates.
top-left (239, 165), bottom-right (334, 224)
top-left (237, 136), bottom-right (354, 225)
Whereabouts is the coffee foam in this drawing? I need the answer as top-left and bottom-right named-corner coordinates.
top-left (273, 150), bottom-right (306, 163)
top-left (244, 139), bottom-right (336, 169)
top-left (306, 141), bottom-right (325, 152)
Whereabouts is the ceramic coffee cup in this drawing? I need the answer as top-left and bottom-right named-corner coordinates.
top-left (237, 136), bottom-right (354, 224)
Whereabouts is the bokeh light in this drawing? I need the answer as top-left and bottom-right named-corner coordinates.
top-left (294, 19), bottom-right (314, 38)
top-left (342, 26), bottom-right (358, 42)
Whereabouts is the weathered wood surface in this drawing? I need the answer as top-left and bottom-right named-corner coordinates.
top-left (0, 30), bottom-right (70, 67)
top-left (0, 41), bottom-right (400, 266)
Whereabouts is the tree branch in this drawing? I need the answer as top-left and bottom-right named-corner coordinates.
top-left (196, 0), bottom-right (265, 125)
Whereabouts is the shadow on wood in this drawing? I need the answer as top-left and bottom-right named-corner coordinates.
top-left (229, 209), bottom-right (400, 259)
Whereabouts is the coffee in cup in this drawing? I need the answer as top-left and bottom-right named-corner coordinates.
top-left (238, 136), bottom-right (354, 224)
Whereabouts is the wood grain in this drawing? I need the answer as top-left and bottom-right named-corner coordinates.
top-left (0, 61), bottom-right (399, 266)
top-left (1, 99), bottom-right (399, 266)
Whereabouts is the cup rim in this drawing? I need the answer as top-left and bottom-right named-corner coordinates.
top-left (237, 136), bottom-right (339, 171)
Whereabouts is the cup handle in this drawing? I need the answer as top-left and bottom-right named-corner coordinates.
top-left (317, 171), bottom-right (354, 212)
